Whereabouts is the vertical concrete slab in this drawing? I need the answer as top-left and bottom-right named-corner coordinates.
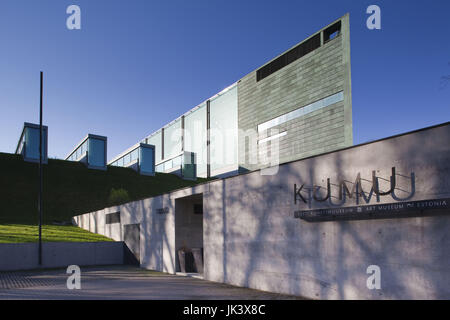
top-left (0, 242), bottom-right (124, 271)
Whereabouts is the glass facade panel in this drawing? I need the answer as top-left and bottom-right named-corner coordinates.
top-left (147, 131), bottom-right (162, 163)
top-left (163, 119), bottom-right (182, 160)
top-left (184, 103), bottom-right (207, 177)
top-left (130, 149), bottom-right (138, 162)
top-left (68, 139), bottom-right (89, 162)
top-left (25, 127), bottom-right (40, 160)
top-left (164, 159), bottom-right (173, 171)
top-left (209, 85), bottom-right (238, 173)
top-left (139, 146), bottom-right (155, 175)
top-left (80, 141), bottom-right (87, 155)
top-left (88, 138), bottom-right (105, 168)
top-left (17, 135), bottom-right (25, 155)
top-left (172, 154), bottom-right (182, 167)
top-left (182, 151), bottom-right (196, 180)
top-left (123, 152), bottom-right (131, 166)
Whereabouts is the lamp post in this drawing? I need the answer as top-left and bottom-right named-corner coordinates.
top-left (38, 71), bottom-right (43, 265)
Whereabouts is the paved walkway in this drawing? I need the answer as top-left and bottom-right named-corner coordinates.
top-left (0, 266), bottom-right (303, 300)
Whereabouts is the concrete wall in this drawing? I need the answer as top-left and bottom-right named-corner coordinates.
top-left (74, 187), bottom-right (207, 275)
top-left (74, 123), bottom-right (450, 299)
top-left (0, 242), bottom-right (124, 272)
top-left (238, 14), bottom-right (353, 172)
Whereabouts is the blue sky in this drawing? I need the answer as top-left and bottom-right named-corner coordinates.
top-left (0, 0), bottom-right (449, 161)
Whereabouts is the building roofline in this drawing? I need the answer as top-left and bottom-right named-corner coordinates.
top-left (141, 81), bottom-right (238, 143)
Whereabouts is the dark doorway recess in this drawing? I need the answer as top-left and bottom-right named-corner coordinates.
top-left (123, 223), bottom-right (140, 265)
top-left (175, 194), bottom-right (204, 274)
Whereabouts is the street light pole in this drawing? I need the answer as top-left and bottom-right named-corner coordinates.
top-left (38, 71), bottom-right (43, 265)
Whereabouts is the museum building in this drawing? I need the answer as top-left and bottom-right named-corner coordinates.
top-left (108, 14), bottom-right (352, 179)
top-left (73, 14), bottom-right (450, 299)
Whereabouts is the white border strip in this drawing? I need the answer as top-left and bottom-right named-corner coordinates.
top-left (257, 91), bottom-right (344, 132)
top-left (258, 131), bottom-right (287, 144)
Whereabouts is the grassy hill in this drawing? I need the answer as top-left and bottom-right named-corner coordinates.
top-left (0, 225), bottom-right (113, 243)
top-left (0, 152), bottom-right (209, 225)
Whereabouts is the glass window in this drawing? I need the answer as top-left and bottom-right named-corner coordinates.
top-left (210, 85), bottom-right (238, 174)
top-left (164, 159), bottom-right (173, 171)
top-left (147, 131), bottom-right (162, 163)
top-left (88, 138), bottom-right (105, 167)
top-left (184, 103), bottom-right (207, 177)
top-left (25, 127), bottom-right (40, 160)
top-left (163, 119), bottom-right (182, 160)
top-left (140, 146), bottom-right (155, 175)
top-left (131, 148), bottom-right (138, 162)
top-left (173, 154), bottom-right (182, 167)
top-left (123, 152), bottom-right (131, 165)
top-left (182, 151), bottom-right (196, 180)
top-left (25, 126), bottom-right (47, 161)
top-left (80, 141), bottom-right (86, 155)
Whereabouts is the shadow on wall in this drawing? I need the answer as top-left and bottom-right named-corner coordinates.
top-left (204, 126), bottom-right (450, 299)
top-left (138, 194), bottom-right (175, 273)
top-left (124, 243), bottom-right (139, 265)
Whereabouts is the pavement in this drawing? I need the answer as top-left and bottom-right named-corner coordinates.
top-left (0, 265), bottom-right (304, 300)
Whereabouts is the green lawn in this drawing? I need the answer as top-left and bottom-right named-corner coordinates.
top-left (0, 224), bottom-right (113, 243)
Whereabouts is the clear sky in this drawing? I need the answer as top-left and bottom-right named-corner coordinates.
top-left (0, 0), bottom-right (449, 161)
